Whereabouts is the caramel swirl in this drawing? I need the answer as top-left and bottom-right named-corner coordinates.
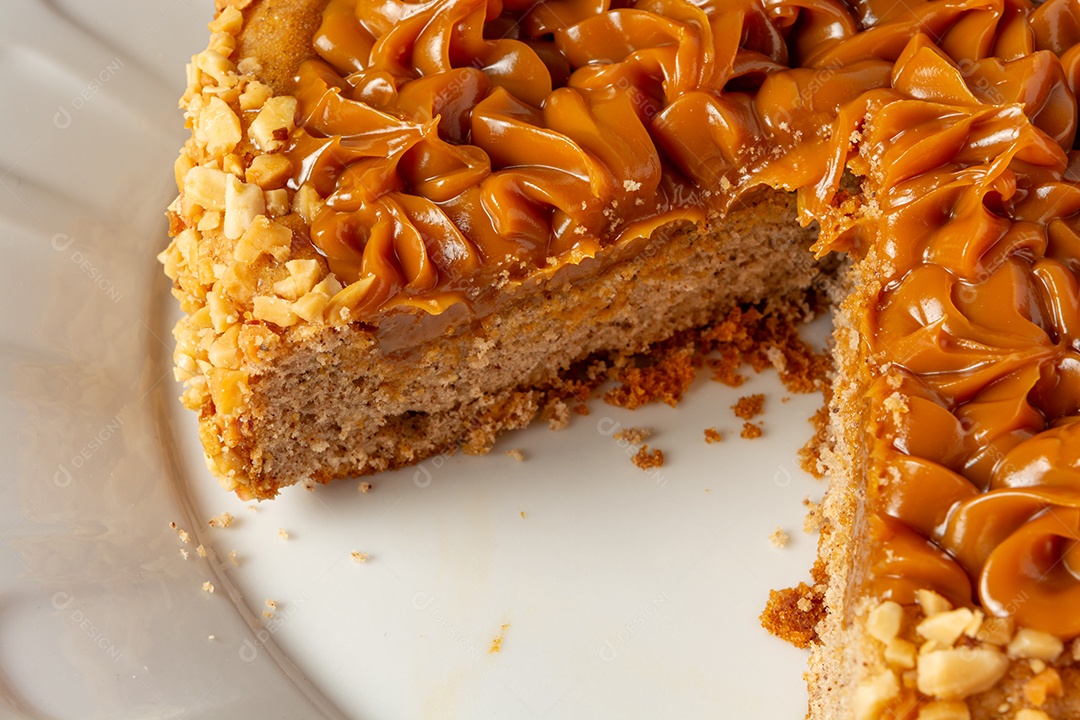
top-left (292, 0), bottom-right (1080, 637)
top-left (823, 1), bottom-right (1080, 637)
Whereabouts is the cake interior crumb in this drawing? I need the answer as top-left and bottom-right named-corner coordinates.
top-left (632, 445), bottom-right (664, 469)
top-left (208, 511), bottom-right (234, 528)
top-left (489, 623), bottom-right (510, 653)
top-left (202, 581), bottom-right (215, 594)
top-left (357, 481), bottom-right (373, 492)
top-left (802, 497), bottom-right (823, 534)
top-left (741, 422), bottom-right (763, 439)
top-left (613, 426), bottom-right (651, 444)
top-left (760, 561), bottom-right (827, 648)
top-left (505, 448), bottom-right (525, 462)
top-left (279, 528), bottom-right (289, 540)
top-left (732, 393), bottom-right (765, 420)
top-left (351, 551), bottom-right (370, 563)
top-left (769, 526), bottom-right (790, 548)
top-left (798, 405), bottom-right (831, 479)
top-left (704, 427), bottom-right (723, 444)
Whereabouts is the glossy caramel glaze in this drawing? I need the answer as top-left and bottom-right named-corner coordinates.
top-left (288, 0), bottom-right (1080, 638)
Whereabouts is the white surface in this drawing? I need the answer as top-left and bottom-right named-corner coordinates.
top-left (0, 1), bottom-right (826, 717)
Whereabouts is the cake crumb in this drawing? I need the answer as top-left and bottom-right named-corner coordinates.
top-left (262, 610), bottom-right (274, 619)
top-left (732, 393), bottom-right (765, 420)
top-left (357, 481), bottom-right (373, 493)
top-left (179, 548), bottom-right (189, 560)
top-left (622, 179), bottom-right (642, 192)
top-left (489, 624), bottom-right (510, 653)
top-left (229, 550), bottom-right (239, 566)
top-left (605, 345), bottom-right (697, 409)
top-left (798, 406), bottom-right (830, 479)
top-left (202, 581), bottom-right (214, 594)
top-left (572, 403), bottom-right (589, 415)
top-left (613, 426), bottom-right (651, 444)
top-left (208, 634), bottom-right (216, 640)
top-left (520, 511), bottom-right (526, 519)
top-left (169, 521), bottom-right (178, 530)
top-left (278, 528), bottom-right (289, 540)
top-left (632, 445), bottom-right (664, 470)
top-left (701, 306), bottom-right (832, 395)
top-left (505, 449), bottom-right (525, 462)
top-left (704, 427), bottom-right (723, 444)
top-left (545, 399), bottom-right (571, 430)
top-left (740, 422), bottom-right (763, 439)
top-left (883, 391), bottom-right (908, 427)
top-left (177, 528), bottom-right (191, 544)
top-left (802, 497), bottom-right (824, 533)
top-left (760, 562), bottom-right (827, 649)
top-left (196, 544), bottom-right (208, 558)
top-left (351, 551), bottom-right (370, 563)
top-left (769, 527), bottom-right (790, 548)
top-left (208, 512), bottom-right (234, 528)
top-left (265, 599), bottom-right (277, 610)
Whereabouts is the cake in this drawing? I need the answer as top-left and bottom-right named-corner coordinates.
top-left (160, 0), bottom-right (1080, 717)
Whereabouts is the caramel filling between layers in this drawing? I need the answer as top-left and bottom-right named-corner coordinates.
top-left (288, 0), bottom-right (1080, 638)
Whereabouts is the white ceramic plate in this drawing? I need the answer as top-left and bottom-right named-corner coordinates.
top-left (0, 2), bottom-right (828, 717)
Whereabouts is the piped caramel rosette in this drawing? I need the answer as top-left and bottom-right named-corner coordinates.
top-left (803, 3), bottom-right (1080, 645)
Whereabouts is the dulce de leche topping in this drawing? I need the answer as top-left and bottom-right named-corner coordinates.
top-left (289, 0), bottom-right (1080, 638)
top-left (289, 0), bottom-right (882, 315)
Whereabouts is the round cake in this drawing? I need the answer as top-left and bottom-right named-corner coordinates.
top-left (161, 0), bottom-right (1080, 716)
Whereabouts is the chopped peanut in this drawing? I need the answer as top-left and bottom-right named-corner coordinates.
top-left (852, 670), bottom-right (899, 720)
top-left (246, 154), bottom-right (293, 189)
top-left (197, 96), bottom-right (241, 156)
top-left (867, 600), bottom-right (904, 644)
top-left (223, 176), bottom-right (266, 241)
top-left (183, 166), bottom-right (228, 212)
top-left (916, 648), bottom-right (1009, 701)
top-left (1008, 628), bottom-right (1064, 662)
top-left (915, 589), bottom-right (951, 617)
top-left (249, 96), bottom-right (297, 151)
top-left (917, 608), bottom-right (975, 648)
